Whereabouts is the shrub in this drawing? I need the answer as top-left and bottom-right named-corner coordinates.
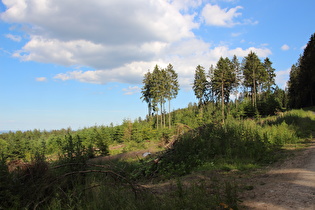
top-left (143, 116), bottom-right (301, 177)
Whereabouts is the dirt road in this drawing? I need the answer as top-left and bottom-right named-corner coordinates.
top-left (242, 141), bottom-right (315, 209)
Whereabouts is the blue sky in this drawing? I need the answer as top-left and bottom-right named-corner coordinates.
top-left (0, 0), bottom-right (314, 131)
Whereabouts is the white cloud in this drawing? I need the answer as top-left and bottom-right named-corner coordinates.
top-left (122, 86), bottom-right (141, 95)
top-left (35, 77), bottom-right (47, 82)
top-left (2, 0), bottom-right (270, 89)
top-left (13, 36), bottom-right (165, 69)
top-left (53, 40), bottom-right (272, 88)
top-left (1, 0), bottom-right (198, 44)
top-left (53, 60), bottom-right (160, 84)
top-left (5, 34), bottom-right (21, 42)
top-left (201, 4), bottom-right (243, 27)
top-left (281, 44), bottom-right (290, 51)
top-left (2, 0), bottom-right (198, 68)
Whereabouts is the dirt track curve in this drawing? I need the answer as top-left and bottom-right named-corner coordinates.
top-left (242, 140), bottom-right (315, 210)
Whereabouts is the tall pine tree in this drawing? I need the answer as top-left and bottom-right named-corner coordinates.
top-left (193, 65), bottom-right (208, 106)
top-left (165, 64), bottom-right (179, 128)
top-left (141, 71), bottom-right (154, 117)
top-left (288, 62), bottom-right (302, 108)
top-left (212, 57), bottom-right (237, 122)
top-left (242, 52), bottom-right (264, 109)
top-left (141, 64), bottom-right (179, 128)
top-left (207, 64), bottom-right (215, 102)
top-left (262, 57), bottom-right (276, 93)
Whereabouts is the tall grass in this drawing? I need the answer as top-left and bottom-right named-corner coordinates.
top-left (1, 157), bottom-right (238, 210)
top-left (263, 109), bottom-right (315, 139)
top-left (43, 175), bottom-right (238, 210)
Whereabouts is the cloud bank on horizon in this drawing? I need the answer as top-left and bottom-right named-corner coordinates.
top-left (1, 0), bottom-right (274, 87)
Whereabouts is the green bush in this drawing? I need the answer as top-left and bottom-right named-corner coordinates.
top-left (143, 116), bottom-right (302, 177)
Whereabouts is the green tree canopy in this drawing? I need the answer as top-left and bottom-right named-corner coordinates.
top-left (242, 51), bottom-right (265, 108)
top-left (212, 57), bottom-right (238, 122)
top-left (141, 64), bottom-right (179, 128)
top-left (193, 65), bottom-right (208, 106)
top-left (262, 57), bottom-right (276, 93)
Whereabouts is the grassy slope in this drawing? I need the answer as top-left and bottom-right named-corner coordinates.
top-left (106, 108), bottom-right (315, 205)
top-left (2, 108), bottom-right (314, 209)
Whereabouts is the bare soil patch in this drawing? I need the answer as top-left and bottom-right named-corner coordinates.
top-left (241, 140), bottom-right (315, 210)
top-left (89, 141), bottom-right (162, 163)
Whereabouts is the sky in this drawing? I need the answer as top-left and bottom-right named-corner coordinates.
top-left (0, 0), bottom-right (314, 131)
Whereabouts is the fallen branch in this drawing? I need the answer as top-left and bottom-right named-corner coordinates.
top-left (56, 169), bottom-right (139, 199)
top-left (51, 163), bottom-right (111, 170)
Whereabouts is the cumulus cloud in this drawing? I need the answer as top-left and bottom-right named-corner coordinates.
top-left (12, 36), bottom-right (164, 69)
top-left (1, 0), bottom-right (268, 89)
top-left (201, 4), bottom-right (243, 27)
top-left (5, 34), bottom-right (21, 42)
top-left (2, 0), bottom-right (198, 67)
top-left (281, 44), bottom-right (290, 51)
top-left (53, 42), bottom-right (272, 88)
top-left (1, 0), bottom-right (197, 44)
top-left (53, 60), bottom-right (161, 84)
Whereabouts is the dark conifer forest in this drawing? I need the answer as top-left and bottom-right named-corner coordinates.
top-left (288, 33), bottom-right (315, 108)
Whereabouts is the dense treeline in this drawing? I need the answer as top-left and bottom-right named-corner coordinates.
top-left (0, 52), bottom-right (288, 162)
top-left (0, 99), bottom-right (285, 162)
top-left (142, 51), bottom-right (286, 125)
top-left (288, 33), bottom-right (315, 108)
top-left (0, 120), bottom-right (154, 161)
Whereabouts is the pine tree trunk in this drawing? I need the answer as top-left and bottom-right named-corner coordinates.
top-left (160, 103), bottom-right (163, 128)
top-left (148, 102), bottom-right (152, 119)
top-left (253, 69), bottom-right (256, 108)
top-left (168, 99), bottom-right (171, 128)
top-left (163, 103), bottom-right (166, 128)
top-left (221, 79), bottom-right (225, 123)
top-left (156, 111), bottom-right (159, 129)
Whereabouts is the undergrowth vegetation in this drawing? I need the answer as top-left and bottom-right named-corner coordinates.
top-left (139, 111), bottom-right (307, 178)
top-left (0, 108), bottom-right (314, 209)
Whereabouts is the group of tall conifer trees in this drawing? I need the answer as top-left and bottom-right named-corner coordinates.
top-left (288, 33), bottom-right (315, 108)
top-left (141, 64), bottom-right (179, 128)
top-left (141, 51), bottom-right (278, 124)
top-left (192, 52), bottom-right (276, 120)
top-left (142, 31), bottom-right (315, 123)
